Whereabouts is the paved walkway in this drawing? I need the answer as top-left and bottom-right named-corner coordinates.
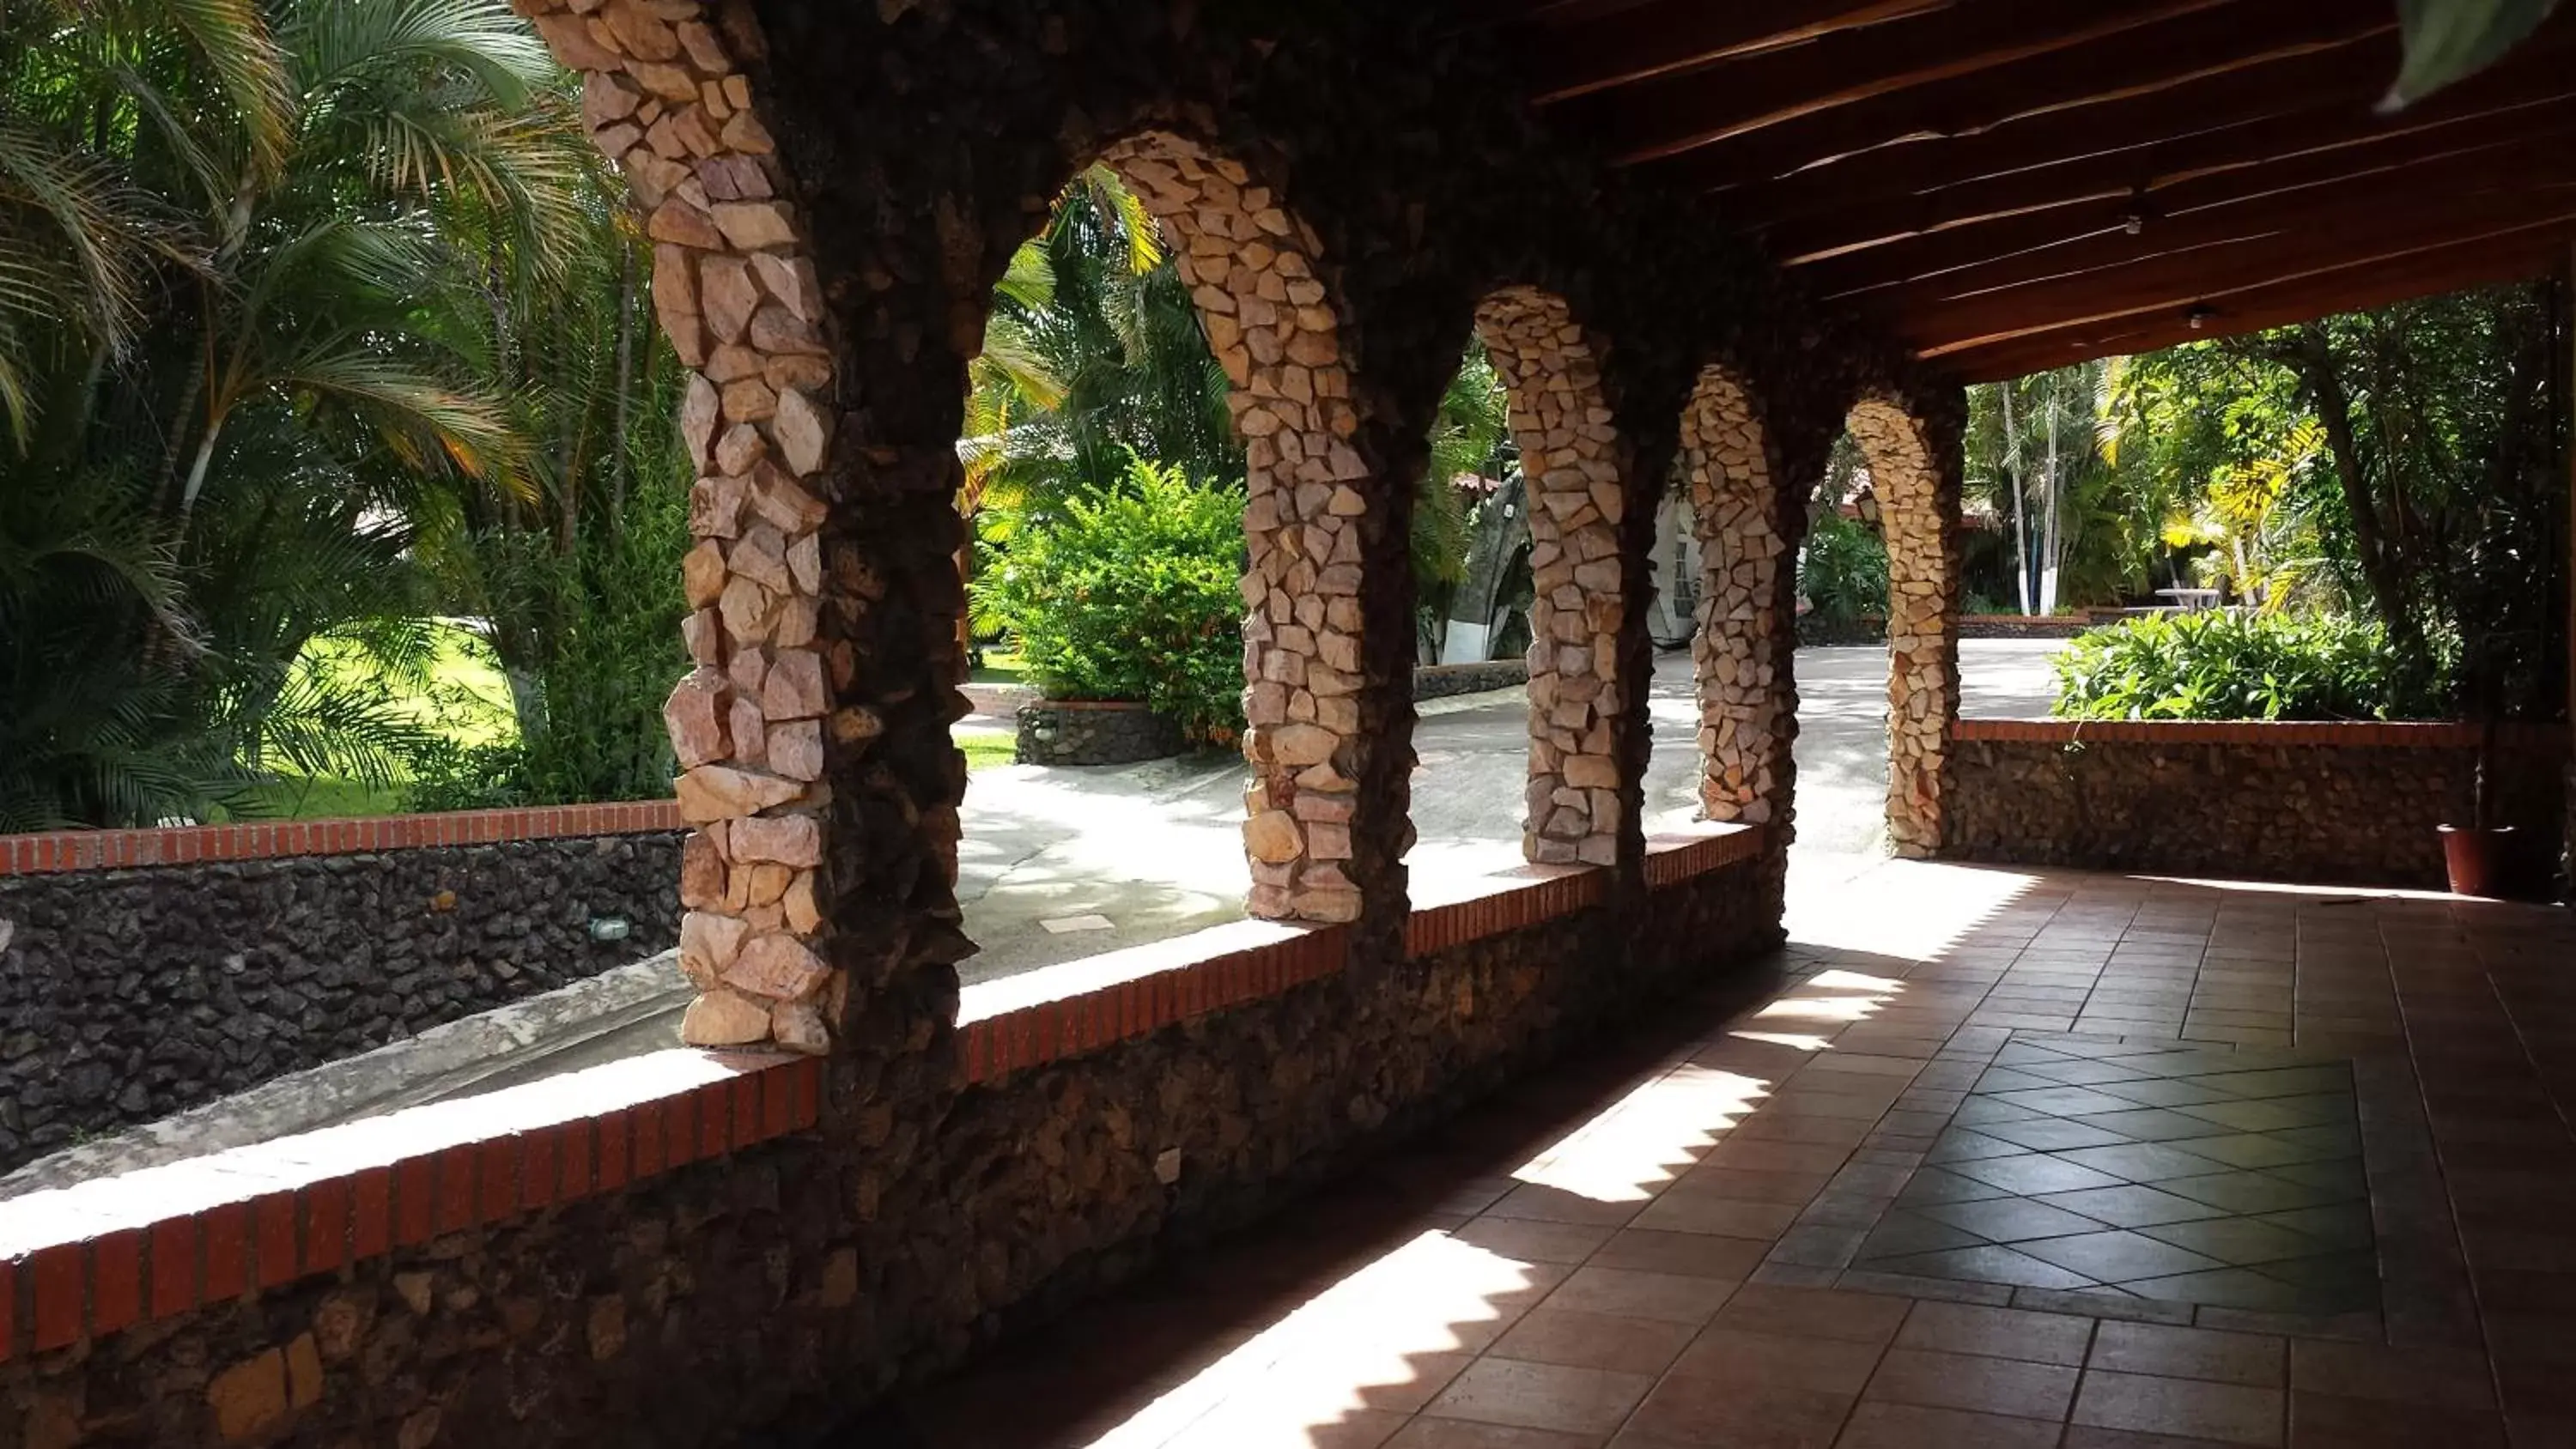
top-left (862, 859), bottom-right (2576, 1448)
top-left (962, 640), bottom-right (2068, 980)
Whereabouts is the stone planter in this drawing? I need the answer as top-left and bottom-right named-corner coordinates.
top-left (1015, 700), bottom-right (1188, 766)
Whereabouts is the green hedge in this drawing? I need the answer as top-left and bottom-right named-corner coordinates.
top-left (2051, 610), bottom-right (2449, 722)
top-left (972, 458), bottom-right (1247, 742)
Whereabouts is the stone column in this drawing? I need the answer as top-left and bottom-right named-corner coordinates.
top-left (1475, 289), bottom-right (1631, 868)
top-left (1847, 397), bottom-right (1961, 858)
top-left (1679, 367), bottom-right (1789, 828)
top-left (1102, 136), bottom-right (1374, 925)
top-left (517, 0), bottom-right (866, 1053)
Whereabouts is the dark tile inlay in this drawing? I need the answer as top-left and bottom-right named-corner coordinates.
top-left (1842, 1035), bottom-right (2377, 1317)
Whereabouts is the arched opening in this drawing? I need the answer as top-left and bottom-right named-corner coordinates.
top-left (1467, 288), bottom-right (1631, 869)
top-left (1676, 366), bottom-right (1789, 829)
top-left (1844, 396), bottom-right (1957, 858)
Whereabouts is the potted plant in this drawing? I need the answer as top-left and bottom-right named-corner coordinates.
top-left (2437, 651), bottom-right (2542, 900)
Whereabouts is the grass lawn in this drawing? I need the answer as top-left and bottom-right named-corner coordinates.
top-left (969, 647), bottom-right (1027, 685)
top-left (957, 731), bottom-right (1017, 773)
top-left (222, 624), bottom-right (518, 820)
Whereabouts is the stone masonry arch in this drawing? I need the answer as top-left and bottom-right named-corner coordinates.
top-left (1846, 396), bottom-right (1959, 858)
top-left (1092, 134), bottom-right (1373, 927)
top-left (1679, 366), bottom-right (1789, 828)
top-left (522, 0), bottom-right (852, 1054)
top-left (1473, 288), bottom-right (1630, 869)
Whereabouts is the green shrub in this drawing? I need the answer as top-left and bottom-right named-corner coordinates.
top-left (2050, 610), bottom-right (2449, 721)
top-left (1799, 512), bottom-right (1889, 622)
top-left (972, 456), bottom-right (1247, 742)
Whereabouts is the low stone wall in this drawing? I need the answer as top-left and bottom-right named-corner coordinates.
top-left (1944, 719), bottom-right (2570, 889)
top-left (1412, 659), bottom-right (1529, 700)
top-left (1012, 700), bottom-right (1188, 766)
top-left (1796, 613), bottom-right (2096, 646)
top-left (0, 808), bottom-right (683, 1173)
top-left (0, 833), bottom-right (1772, 1448)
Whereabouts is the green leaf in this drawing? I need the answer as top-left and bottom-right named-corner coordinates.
top-left (2385, 0), bottom-right (2563, 110)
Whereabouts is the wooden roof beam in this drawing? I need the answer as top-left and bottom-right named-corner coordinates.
top-left (1649, 3), bottom-right (2391, 199)
top-left (1938, 233), bottom-right (2568, 380)
top-left (1577, 0), bottom-right (2242, 166)
top-left (1896, 187), bottom-right (2576, 355)
top-left (1795, 108), bottom-right (2576, 297)
top-left (1522, 0), bottom-right (1950, 105)
top-left (1762, 64), bottom-right (2576, 265)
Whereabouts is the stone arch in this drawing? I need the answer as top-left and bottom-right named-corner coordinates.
top-left (1678, 366), bottom-right (1789, 827)
top-left (1845, 396), bottom-right (1957, 858)
top-left (528, 0), bottom-right (868, 1059)
top-left (1473, 288), bottom-right (1630, 868)
top-left (1093, 133), bottom-right (1371, 926)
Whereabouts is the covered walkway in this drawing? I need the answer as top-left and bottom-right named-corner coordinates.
top-left (877, 860), bottom-right (2576, 1447)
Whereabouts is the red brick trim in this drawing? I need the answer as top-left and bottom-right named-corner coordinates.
top-left (1953, 718), bottom-right (2570, 750)
top-left (0, 801), bottom-right (684, 878)
top-left (0, 834), bottom-right (1772, 1360)
top-left (0, 1050), bottom-right (817, 1361)
top-left (1642, 822), bottom-right (1765, 890)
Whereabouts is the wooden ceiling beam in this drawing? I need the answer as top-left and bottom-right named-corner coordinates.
top-left (1760, 64), bottom-right (2576, 266)
top-left (1522, 0), bottom-right (1949, 105)
top-left (1648, 3), bottom-right (2391, 199)
top-left (1938, 233), bottom-right (2567, 381)
top-left (1893, 187), bottom-right (2576, 355)
top-left (1794, 107), bottom-right (2576, 298)
top-left (1573, 0), bottom-right (2240, 166)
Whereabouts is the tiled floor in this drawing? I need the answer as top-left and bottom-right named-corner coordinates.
top-left (866, 861), bottom-right (2576, 1448)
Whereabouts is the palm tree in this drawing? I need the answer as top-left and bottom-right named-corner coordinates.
top-left (0, 0), bottom-right (611, 826)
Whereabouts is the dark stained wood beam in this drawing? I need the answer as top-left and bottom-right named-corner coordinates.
top-left (1795, 107), bottom-right (2576, 298)
top-left (1939, 231), bottom-right (2570, 381)
top-left (1708, 43), bottom-right (2393, 231)
top-left (1650, 3), bottom-right (2391, 200)
top-left (1523, 0), bottom-right (1948, 105)
top-left (1893, 185), bottom-right (2576, 357)
top-left (1761, 60), bottom-right (2576, 266)
top-left (1571, 0), bottom-right (2239, 166)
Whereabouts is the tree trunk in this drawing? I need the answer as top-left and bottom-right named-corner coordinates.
top-left (2296, 325), bottom-right (2416, 648)
top-left (2041, 371), bottom-right (2063, 615)
top-left (2002, 380), bottom-right (2032, 614)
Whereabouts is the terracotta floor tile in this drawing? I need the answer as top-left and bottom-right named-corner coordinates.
top-left (1586, 1228), bottom-right (1766, 1281)
top-left (1833, 1401), bottom-right (2065, 1448)
top-left (1615, 1374), bottom-right (1856, 1449)
top-left (2063, 1428), bottom-right (2246, 1449)
top-left (2088, 1322), bottom-right (2284, 1387)
top-left (1894, 1300), bottom-right (2097, 1366)
top-left (1382, 1418), bottom-right (1607, 1449)
top-left (1863, 1346), bottom-right (2079, 1421)
top-left (1666, 1325), bottom-right (1886, 1396)
top-left (2287, 1390), bottom-right (2507, 1448)
top-left (2287, 1338), bottom-right (2492, 1411)
top-left (2075, 1369), bottom-right (2286, 1447)
top-left (1486, 1185), bottom-right (1650, 1228)
top-left (1490, 1309), bottom-right (1698, 1376)
top-left (1426, 1359), bottom-right (1656, 1438)
top-left (1453, 1218), bottom-right (1618, 1267)
top-left (1710, 1283), bottom-right (1912, 1344)
top-left (1540, 1267), bottom-right (1735, 1326)
top-left (1631, 1193), bottom-right (1802, 1240)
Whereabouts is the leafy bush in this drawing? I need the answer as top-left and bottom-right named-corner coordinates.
top-left (972, 456), bottom-right (1247, 742)
top-left (2051, 610), bottom-right (2450, 721)
top-left (1799, 511), bottom-right (1889, 621)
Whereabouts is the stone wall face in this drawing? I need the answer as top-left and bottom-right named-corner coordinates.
top-left (0, 834), bottom-right (681, 1173)
top-left (1680, 367), bottom-right (1789, 830)
top-left (1846, 398), bottom-right (1962, 858)
top-left (1012, 700), bottom-right (1185, 766)
top-left (1945, 732), bottom-right (2568, 888)
top-left (0, 863), bottom-right (1772, 1449)
top-left (1099, 135), bottom-right (1375, 929)
top-left (1476, 289), bottom-right (1633, 869)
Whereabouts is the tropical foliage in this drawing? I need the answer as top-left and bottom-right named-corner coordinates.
top-left (1798, 509), bottom-right (1889, 623)
top-left (2052, 611), bottom-right (2449, 723)
top-left (0, 0), bottom-right (683, 827)
top-left (970, 456), bottom-right (1248, 741)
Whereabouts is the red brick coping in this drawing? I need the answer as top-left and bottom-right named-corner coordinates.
top-left (0, 823), bottom-right (1760, 1361)
top-left (0, 802), bottom-right (684, 878)
top-left (1956, 718), bottom-right (2570, 749)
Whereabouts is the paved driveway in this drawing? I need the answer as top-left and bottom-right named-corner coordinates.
top-left (957, 638), bottom-right (2069, 983)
